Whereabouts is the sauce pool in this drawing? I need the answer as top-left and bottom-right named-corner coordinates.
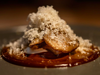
top-left (1, 46), bottom-right (100, 68)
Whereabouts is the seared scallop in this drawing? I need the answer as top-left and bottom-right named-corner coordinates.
top-left (29, 38), bottom-right (44, 47)
top-left (44, 33), bottom-right (79, 55)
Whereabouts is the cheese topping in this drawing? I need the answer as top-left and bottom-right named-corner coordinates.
top-left (6, 6), bottom-right (94, 55)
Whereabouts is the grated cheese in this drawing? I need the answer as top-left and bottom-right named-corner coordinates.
top-left (6, 6), bottom-right (94, 54)
top-left (75, 37), bottom-right (92, 53)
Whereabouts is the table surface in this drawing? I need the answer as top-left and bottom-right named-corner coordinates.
top-left (0, 25), bottom-right (100, 75)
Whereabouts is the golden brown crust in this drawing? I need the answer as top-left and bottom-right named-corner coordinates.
top-left (44, 33), bottom-right (79, 55)
top-left (29, 38), bottom-right (44, 47)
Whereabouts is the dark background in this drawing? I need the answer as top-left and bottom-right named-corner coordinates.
top-left (0, 0), bottom-right (100, 29)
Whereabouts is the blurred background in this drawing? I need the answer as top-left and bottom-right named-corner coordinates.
top-left (0, 0), bottom-right (100, 29)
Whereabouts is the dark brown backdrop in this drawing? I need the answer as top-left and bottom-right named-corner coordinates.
top-left (0, 0), bottom-right (100, 29)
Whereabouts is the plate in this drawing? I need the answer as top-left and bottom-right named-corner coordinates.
top-left (0, 25), bottom-right (100, 75)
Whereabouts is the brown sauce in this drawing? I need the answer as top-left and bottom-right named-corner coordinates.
top-left (1, 46), bottom-right (100, 68)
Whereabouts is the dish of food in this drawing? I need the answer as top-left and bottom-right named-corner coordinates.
top-left (1, 6), bottom-right (100, 68)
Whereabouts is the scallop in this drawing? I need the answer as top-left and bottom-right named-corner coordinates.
top-left (29, 38), bottom-right (44, 47)
top-left (44, 33), bottom-right (79, 55)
